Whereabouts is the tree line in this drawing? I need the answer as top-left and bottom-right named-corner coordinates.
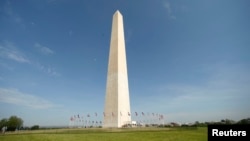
top-left (1, 115), bottom-right (249, 131)
top-left (169, 118), bottom-right (250, 127)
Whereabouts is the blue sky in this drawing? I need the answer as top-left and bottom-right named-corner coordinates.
top-left (0, 0), bottom-right (250, 126)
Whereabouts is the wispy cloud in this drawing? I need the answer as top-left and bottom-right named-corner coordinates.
top-left (125, 29), bottom-right (133, 43)
top-left (164, 64), bottom-right (249, 104)
top-left (69, 30), bottom-right (73, 36)
top-left (0, 41), bottom-right (60, 76)
top-left (135, 63), bottom-right (250, 122)
top-left (34, 62), bottom-right (61, 77)
top-left (47, 0), bottom-right (59, 4)
top-left (3, 0), bottom-right (25, 28)
top-left (0, 41), bottom-right (30, 63)
top-left (163, 0), bottom-right (176, 20)
top-left (0, 61), bottom-right (14, 71)
top-left (0, 88), bottom-right (61, 109)
top-left (34, 43), bottom-right (54, 55)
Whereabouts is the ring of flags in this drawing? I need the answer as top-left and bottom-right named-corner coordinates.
top-left (69, 111), bottom-right (165, 128)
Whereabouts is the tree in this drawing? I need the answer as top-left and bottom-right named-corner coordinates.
top-left (31, 125), bottom-right (39, 130)
top-left (221, 119), bottom-right (235, 124)
top-left (7, 116), bottom-right (23, 131)
top-left (0, 118), bottom-right (8, 129)
top-left (237, 118), bottom-right (250, 124)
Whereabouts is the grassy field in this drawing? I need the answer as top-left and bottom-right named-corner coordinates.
top-left (0, 127), bottom-right (207, 141)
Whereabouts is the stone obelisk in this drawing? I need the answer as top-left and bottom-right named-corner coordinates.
top-left (103, 10), bottom-right (131, 128)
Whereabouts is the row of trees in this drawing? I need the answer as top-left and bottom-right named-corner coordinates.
top-left (194, 118), bottom-right (250, 126)
top-left (0, 116), bottom-right (23, 131)
top-left (1, 115), bottom-right (249, 131)
top-left (174, 118), bottom-right (250, 127)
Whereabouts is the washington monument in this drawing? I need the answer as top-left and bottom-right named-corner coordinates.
top-left (103, 10), bottom-right (131, 128)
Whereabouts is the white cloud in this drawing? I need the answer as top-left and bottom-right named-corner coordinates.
top-left (166, 64), bottom-right (249, 105)
top-left (0, 41), bottom-right (30, 63)
top-left (34, 43), bottom-right (54, 55)
top-left (69, 30), bottom-right (73, 36)
top-left (125, 29), bottom-right (133, 43)
top-left (0, 88), bottom-right (60, 109)
top-left (163, 0), bottom-right (176, 20)
top-left (134, 63), bottom-right (250, 122)
top-left (34, 62), bottom-right (61, 77)
top-left (47, 0), bottom-right (58, 4)
top-left (0, 41), bottom-right (60, 76)
top-left (3, 0), bottom-right (25, 28)
top-left (7, 52), bottom-right (29, 63)
top-left (0, 61), bottom-right (14, 70)
top-left (31, 22), bottom-right (35, 26)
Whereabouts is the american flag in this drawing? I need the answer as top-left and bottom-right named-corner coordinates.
top-left (159, 115), bottom-right (164, 120)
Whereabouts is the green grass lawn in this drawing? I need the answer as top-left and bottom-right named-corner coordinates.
top-left (0, 127), bottom-right (207, 141)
